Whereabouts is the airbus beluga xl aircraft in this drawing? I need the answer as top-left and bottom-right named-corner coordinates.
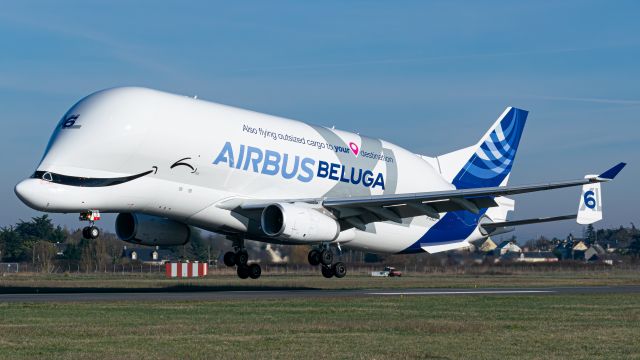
top-left (15, 87), bottom-right (625, 279)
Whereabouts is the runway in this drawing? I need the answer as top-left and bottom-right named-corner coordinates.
top-left (1, 285), bottom-right (638, 302)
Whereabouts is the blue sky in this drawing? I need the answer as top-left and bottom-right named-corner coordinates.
top-left (1, 1), bottom-right (638, 240)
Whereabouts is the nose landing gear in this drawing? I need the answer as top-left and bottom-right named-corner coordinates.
top-left (79, 210), bottom-right (101, 239)
top-left (223, 238), bottom-right (261, 279)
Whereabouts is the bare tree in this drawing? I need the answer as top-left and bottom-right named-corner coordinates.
top-left (32, 241), bottom-right (56, 273)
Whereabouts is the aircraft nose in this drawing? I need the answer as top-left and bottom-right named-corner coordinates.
top-left (15, 178), bottom-right (49, 211)
top-left (15, 179), bottom-right (30, 202)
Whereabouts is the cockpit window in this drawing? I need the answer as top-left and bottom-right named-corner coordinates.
top-left (31, 170), bottom-right (153, 187)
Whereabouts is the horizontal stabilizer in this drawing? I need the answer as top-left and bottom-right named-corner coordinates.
top-left (421, 241), bottom-right (471, 254)
top-left (481, 214), bottom-right (577, 230)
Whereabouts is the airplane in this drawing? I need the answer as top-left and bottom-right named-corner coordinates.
top-left (14, 87), bottom-right (625, 279)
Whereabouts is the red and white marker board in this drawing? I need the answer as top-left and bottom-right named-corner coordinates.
top-left (165, 262), bottom-right (208, 278)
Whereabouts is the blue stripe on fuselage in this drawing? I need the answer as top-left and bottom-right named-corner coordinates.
top-left (398, 209), bottom-right (486, 254)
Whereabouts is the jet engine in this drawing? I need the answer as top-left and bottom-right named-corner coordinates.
top-left (115, 213), bottom-right (190, 246)
top-left (261, 203), bottom-right (340, 242)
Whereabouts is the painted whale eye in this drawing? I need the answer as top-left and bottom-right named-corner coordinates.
top-left (42, 172), bottom-right (53, 182)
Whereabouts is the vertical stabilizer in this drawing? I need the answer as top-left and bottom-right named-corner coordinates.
top-left (436, 107), bottom-right (528, 189)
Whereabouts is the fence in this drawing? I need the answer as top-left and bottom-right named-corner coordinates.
top-left (2, 261), bottom-right (639, 275)
top-left (0, 263), bottom-right (19, 273)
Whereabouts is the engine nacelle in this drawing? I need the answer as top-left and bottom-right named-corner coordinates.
top-left (261, 203), bottom-right (340, 243)
top-left (115, 213), bottom-right (190, 246)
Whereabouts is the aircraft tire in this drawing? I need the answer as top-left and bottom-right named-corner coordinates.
top-left (248, 263), bottom-right (261, 279)
top-left (89, 226), bottom-right (100, 239)
top-left (333, 262), bottom-right (347, 278)
top-left (308, 250), bottom-right (321, 266)
top-left (321, 265), bottom-right (334, 278)
top-left (82, 227), bottom-right (90, 239)
top-left (320, 249), bottom-right (333, 266)
top-left (237, 265), bottom-right (250, 279)
top-left (223, 252), bottom-right (236, 267)
top-left (234, 251), bottom-right (249, 266)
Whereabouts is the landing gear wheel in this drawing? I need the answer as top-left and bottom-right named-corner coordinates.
top-left (308, 250), bottom-right (321, 266)
top-left (320, 249), bottom-right (333, 266)
top-left (223, 252), bottom-right (236, 267)
top-left (88, 226), bottom-right (100, 239)
top-left (82, 227), bottom-right (90, 239)
top-left (333, 262), bottom-right (347, 278)
top-left (321, 265), bottom-right (334, 278)
top-left (237, 265), bottom-right (250, 279)
top-left (248, 263), bottom-right (262, 279)
top-left (234, 251), bottom-right (249, 266)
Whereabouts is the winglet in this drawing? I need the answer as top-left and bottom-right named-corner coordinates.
top-left (598, 162), bottom-right (626, 180)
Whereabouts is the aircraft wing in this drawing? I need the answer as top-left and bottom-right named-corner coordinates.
top-left (231, 162), bottom-right (625, 229)
top-left (323, 162), bottom-right (626, 208)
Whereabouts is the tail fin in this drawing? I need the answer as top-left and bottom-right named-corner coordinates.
top-left (436, 107), bottom-right (528, 189)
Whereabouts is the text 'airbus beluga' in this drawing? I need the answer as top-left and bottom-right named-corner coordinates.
top-left (15, 87), bottom-right (626, 279)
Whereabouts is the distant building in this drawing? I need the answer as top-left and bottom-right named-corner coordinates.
top-left (554, 242), bottom-right (573, 260)
top-left (515, 251), bottom-right (558, 263)
top-left (553, 234), bottom-right (589, 260)
top-left (584, 244), bottom-right (607, 262)
top-left (573, 241), bottom-right (588, 252)
top-left (121, 246), bottom-right (175, 265)
top-left (480, 238), bottom-right (497, 253)
top-left (495, 241), bottom-right (522, 256)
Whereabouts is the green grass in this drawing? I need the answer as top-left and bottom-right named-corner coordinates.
top-left (0, 294), bottom-right (639, 359)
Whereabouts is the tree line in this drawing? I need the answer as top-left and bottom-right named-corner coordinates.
top-left (522, 223), bottom-right (640, 256)
top-left (1, 215), bottom-right (639, 273)
top-left (0, 215), bottom-right (218, 272)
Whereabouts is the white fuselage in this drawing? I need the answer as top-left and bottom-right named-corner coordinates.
top-left (15, 87), bottom-right (490, 254)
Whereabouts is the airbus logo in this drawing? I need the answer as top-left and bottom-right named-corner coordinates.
top-left (212, 141), bottom-right (385, 189)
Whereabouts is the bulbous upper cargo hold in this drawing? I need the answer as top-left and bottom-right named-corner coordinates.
top-left (33, 87), bottom-right (453, 201)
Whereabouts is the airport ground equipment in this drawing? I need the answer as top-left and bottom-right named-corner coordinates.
top-left (165, 262), bottom-right (208, 278)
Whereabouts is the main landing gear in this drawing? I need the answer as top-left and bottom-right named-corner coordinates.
top-left (223, 239), bottom-right (261, 279)
top-left (79, 210), bottom-right (101, 240)
top-left (308, 246), bottom-right (346, 279)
